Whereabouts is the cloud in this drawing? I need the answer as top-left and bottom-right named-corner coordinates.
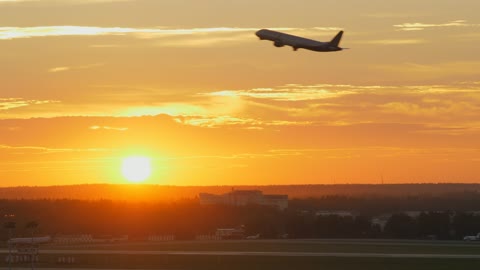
top-left (0, 98), bottom-right (59, 110)
top-left (89, 44), bottom-right (123, 48)
top-left (174, 115), bottom-right (313, 128)
top-left (198, 82), bottom-right (480, 130)
top-left (312, 27), bottom-right (343, 31)
top-left (364, 39), bottom-right (427, 45)
top-left (379, 101), bottom-right (478, 117)
top-left (0, 0), bottom-right (132, 4)
top-left (153, 33), bottom-right (254, 48)
top-left (363, 13), bottom-right (423, 19)
top-left (394, 20), bottom-right (479, 31)
top-left (0, 26), bottom-right (341, 42)
top-left (376, 62), bottom-right (480, 78)
top-left (0, 144), bottom-right (107, 154)
top-left (3, 82), bottom-right (480, 134)
top-left (89, 125), bottom-right (128, 131)
top-left (206, 85), bottom-right (355, 101)
top-left (0, 26), bottom-right (153, 40)
top-left (48, 67), bottom-right (70, 73)
top-left (48, 63), bottom-right (104, 73)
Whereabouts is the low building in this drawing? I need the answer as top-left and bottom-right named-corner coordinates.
top-left (53, 234), bottom-right (128, 244)
top-left (195, 234), bottom-right (222, 241)
top-left (215, 227), bottom-right (245, 239)
top-left (53, 234), bottom-right (94, 244)
top-left (199, 190), bottom-right (288, 210)
top-left (316, 211), bottom-right (354, 217)
top-left (147, 235), bottom-right (175, 242)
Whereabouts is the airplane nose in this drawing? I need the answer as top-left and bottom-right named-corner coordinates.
top-left (255, 30), bottom-right (265, 40)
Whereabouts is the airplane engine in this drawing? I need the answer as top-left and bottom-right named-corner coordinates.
top-left (274, 41), bottom-right (284, 47)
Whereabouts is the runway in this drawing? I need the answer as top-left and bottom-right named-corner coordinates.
top-left (10, 269), bottom-right (157, 270)
top-left (2, 249), bottom-right (480, 259)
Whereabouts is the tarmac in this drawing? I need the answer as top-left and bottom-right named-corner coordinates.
top-left (2, 249), bottom-right (480, 259)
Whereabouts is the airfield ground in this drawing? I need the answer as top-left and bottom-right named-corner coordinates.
top-left (2, 239), bottom-right (480, 269)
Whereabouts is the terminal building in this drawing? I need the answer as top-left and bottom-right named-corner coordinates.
top-left (199, 190), bottom-right (288, 210)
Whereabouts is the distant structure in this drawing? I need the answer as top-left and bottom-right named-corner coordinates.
top-left (215, 227), bottom-right (245, 239)
top-left (316, 211), bottom-right (354, 217)
top-left (53, 234), bottom-right (94, 244)
top-left (53, 234), bottom-right (128, 244)
top-left (147, 235), bottom-right (175, 242)
top-left (199, 190), bottom-right (288, 210)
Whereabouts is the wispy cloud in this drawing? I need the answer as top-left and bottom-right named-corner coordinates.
top-left (3, 82), bottom-right (479, 133)
top-left (364, 39), bottom-right (427, 45)
top-left (206, 85), bottom-right (355, 101)
top-left (0, 98), bottom-right (59, 110)
top-left (0, 0), bottom-right (132, 4)
top-left (394, 20), bottom-right (479, 31)
top-left (174, 115), bottom-right (312, 128)
top-left (89, 44), bottom-right (123, 48)
top-left (0, 144), bottom-right (108, 154)
top-left (0, 26), bottom-right (341, 41)
top-left (379, 101), bottom-right (478, 118)
top-left (48, 67), bottom-right (70, 73)
top-left (363, 13), bottom-right (423, 19)
top-left (377, 61), bottom-right (480, 78)
top-left (89, 125), bottom-right (128, 131)
top-left (153, 33), bottom-right (253, 48)
top-left (0, 26), bottom-right (156, 40)
top-left (48, 63), bottom-right (104, 73)
top-left (196, 82), bottom-right (480, 129)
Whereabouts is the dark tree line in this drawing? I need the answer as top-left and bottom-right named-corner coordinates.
top-left (1, 197), bottom-right (480, 241)
top-left (290, 192), bottom-right (480, 215)
top-left (384, 212), bottom-right (480, 240)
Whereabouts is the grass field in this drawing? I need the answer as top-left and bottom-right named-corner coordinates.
top-left (2, 240), bottom-right (480, 269)
top-left (3, 254), bottom-right (480, 270)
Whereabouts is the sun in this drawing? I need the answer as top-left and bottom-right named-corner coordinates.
top-left (121, 156), bottom-right (152, 183)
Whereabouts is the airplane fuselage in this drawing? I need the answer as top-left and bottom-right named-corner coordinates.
top-left (255, 29), bottom-right (343, 52)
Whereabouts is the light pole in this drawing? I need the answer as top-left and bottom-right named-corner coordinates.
top-left (26, 221), bottom-right (39, 270)
top-left (3, 221), bottom-right (16, 270)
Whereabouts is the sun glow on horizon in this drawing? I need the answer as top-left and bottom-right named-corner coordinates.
top-left (121, 156), bottom-right (152, 183)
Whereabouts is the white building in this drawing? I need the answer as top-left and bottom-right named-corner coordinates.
top-left (199, 190), bottom-right (288, 210)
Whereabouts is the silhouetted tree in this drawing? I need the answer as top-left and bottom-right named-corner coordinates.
top-left (417, 212), bottom-right (451, 239)
top-left (286, 211), bottom-right (315, 238)
top-left (384, 213), bottom-right (418, 239)
top-left (452, 212), bottom-right (480, 239)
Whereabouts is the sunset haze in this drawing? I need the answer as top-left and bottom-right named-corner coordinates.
top-left (1, 0), bottom-right (480, 186)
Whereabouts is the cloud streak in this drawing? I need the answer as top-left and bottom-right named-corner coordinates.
top-left (197, 82), bottom-right (480, 129)
top-left (89, 125), bottom-right (128, 131)
top-left (206, 85), bottom-right (355, 101)
top-left (48, 63), bottom-right (104, 73)
top-left (0, 144), bottom-right (108, 154)
top-left (0, 0), bottom-right (132, 4)
top-left (3, 82), bottom-right (479, 134)
top-left (377, 61), bottom-right (480, 78)
top-left (364, 39), bottom-right (427, 45)
top-left (174, 115), bottom-right (313, 128)
top-left (0, 26), bottom-right (341, 41)
top-left (394, 20), bottom-right (479, 31)
top-left (0, 98), bottom-right (59, 111)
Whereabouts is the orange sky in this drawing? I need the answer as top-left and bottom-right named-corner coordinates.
top-left (1, 0), bottom-right (480, 186)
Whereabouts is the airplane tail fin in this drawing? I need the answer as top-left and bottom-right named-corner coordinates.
top-left (329, 31), bottom-right (344, 47)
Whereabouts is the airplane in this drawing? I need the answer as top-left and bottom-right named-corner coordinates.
top-left (255, 29), bottom-right (346, 52)
top-left (246, 234), bottom-right (260, 240)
